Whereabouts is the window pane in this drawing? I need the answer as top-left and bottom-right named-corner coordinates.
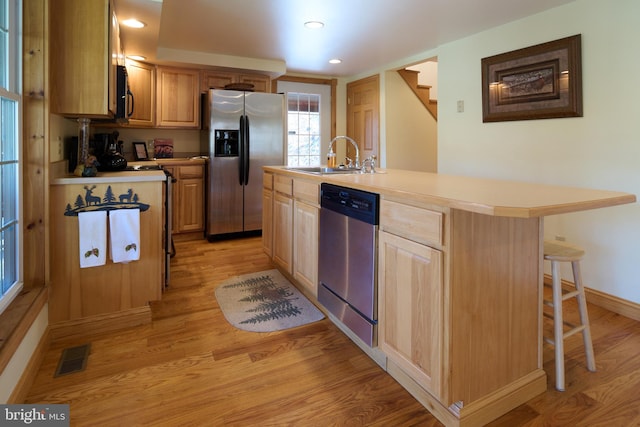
top-left (1, 226), bottom-right (17, 294)
top-left (0, 0), bottom-right (7, 89)
top-left (286, 92), bottom-right (322, 167)
top-left (0, 0), bottom-right (20, 309)
top-left (1, 96), bottom-right (17, 161)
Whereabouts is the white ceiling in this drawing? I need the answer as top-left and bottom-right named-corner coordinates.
top-left (115, 0), bottom-right (575, 77)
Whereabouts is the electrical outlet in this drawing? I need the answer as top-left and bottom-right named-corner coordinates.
top-left (555, 235), bottom-right (566, 242)
top-left (457, 100), bottom-right (464, 113)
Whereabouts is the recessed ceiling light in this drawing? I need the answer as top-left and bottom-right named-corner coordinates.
top-left (122, 19), bottom-right (146, 28)
top-left (127, 55), bottom-right (146, 61)
top-left (304, 21), bottom-right (324, 29)
top-left (329, 59), bottom-right (342, 64)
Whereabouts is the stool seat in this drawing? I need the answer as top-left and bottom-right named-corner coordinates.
top-left (544, 240), bottom-right (585, 262)
top-left (543, 240), bottom-right (596, 392)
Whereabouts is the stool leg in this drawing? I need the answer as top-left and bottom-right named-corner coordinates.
top-left (572, 260), bottom-right (596, 372)
top-left (551, 260), bottom-right (565, 391)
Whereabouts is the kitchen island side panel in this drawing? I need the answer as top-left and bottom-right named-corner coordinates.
top-left (448, 209), bottom-right (543, 406)
top-left (49, 181), bottom-right (163, 323)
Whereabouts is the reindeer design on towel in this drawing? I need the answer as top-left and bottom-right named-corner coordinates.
top-left (119, 189), bottom-right (133, 203)
top-left (84, 185), bottom-right (101, 206)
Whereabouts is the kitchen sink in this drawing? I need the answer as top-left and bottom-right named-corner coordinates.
top-left (285, 166), bottom-right (362, 175)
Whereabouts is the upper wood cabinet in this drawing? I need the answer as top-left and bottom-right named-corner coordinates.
top-left (50, 0), bottom-right (121, 117)
top-left (201, 70), bottom-right (271, 93)
top-left (125, 60), bottom-right (155, 127)
top-left (156, 66), bottom-right (201, 128)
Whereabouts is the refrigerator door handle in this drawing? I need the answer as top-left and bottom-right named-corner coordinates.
top-left (244, 115), bottom-right (250, 185)
top-left (239, 115), bottom-right (245, 185)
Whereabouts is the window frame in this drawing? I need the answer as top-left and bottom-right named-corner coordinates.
top-left (0, 0), bottom-right (24, 315)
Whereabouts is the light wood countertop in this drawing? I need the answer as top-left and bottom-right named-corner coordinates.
top-left (264, 167), bottom-right (636, 218)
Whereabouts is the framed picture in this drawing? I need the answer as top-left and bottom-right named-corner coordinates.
top-left (481, 34), bottom-right (582, 122)
top-left (133, 142), bottom-right (149, 160)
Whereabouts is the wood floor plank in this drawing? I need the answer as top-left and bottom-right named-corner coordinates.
top-left (24, 236), bottom-right (640, 426)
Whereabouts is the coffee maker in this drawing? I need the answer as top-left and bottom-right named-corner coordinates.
top-left (92, 131), bottom-right (127, 171)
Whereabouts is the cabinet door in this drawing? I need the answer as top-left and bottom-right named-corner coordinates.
top-left (272, 193), bottom-right (293, 274)
top-left (156, 67), bottom-right (200, 128)
top-left (201, 71), bottom-right (236, 91)
top-left (126, 60), bottom-right (155, 127)
top-left (239, 74), bottom-right (271, 93)
top-left (378, 230), bottom-right (443, 399)
top-left (262, 188), bottom-right (274, 257)
top-left (293, 200), bottom-right (318, 296)
top-left (50, 0), bottom-right (113, 117)
top-left (177, 178), bottom-right (204, 232)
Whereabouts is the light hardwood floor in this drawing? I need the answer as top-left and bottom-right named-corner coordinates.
top-left (26, 237), bottom-right (640, 426)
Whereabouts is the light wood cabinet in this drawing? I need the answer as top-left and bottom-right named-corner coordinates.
top-left (262, 174), bottom-right (274, 257)
top-left (378, 229), bottom-right (443, 399)
top-left (125, 60), bottom-right (155, 127)
top-left (271, 175), bottom-right (294, 274)
top-left (50, 0), bottom-right (120, 117)
top-left (156, 66), bottom-right (201, 128)
top-left (266, 173), bottom-right (319, 294)
top-left (273, 192), bottom-right (293, 274)
top-left (201, 70), bottom-right (271, 93)
top-left (292, 179), bottom-right (319, 296)
top-left (49, 179), bottom-right (163, 323)
top-left (160, 162), bottom-right (205, 234)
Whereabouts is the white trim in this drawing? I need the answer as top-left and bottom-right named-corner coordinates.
top-left (0, 282), bottom-right (23, 315)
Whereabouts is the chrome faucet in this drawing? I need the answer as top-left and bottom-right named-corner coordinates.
top-left (328, 136), bottom-right (360, 169)
top-left (361, 155), bottom-right (377, 173)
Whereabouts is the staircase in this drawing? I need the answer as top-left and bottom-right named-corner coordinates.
top-left (397, 69), bottom-right (438, 120)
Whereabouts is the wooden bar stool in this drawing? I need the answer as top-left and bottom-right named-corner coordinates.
top-left (543, 240), bottom-right (596, 391)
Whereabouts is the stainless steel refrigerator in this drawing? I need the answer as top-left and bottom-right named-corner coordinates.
top-left (204, 89), bottom-right (284, 239)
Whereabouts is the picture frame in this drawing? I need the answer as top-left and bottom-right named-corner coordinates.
top-left (481, 34), bottom-right (582, 122)
top-left (133, 142), bottom-right (149, 160)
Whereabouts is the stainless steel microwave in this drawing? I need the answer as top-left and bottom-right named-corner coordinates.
top-left (115, 65), bottom-right (134, 122)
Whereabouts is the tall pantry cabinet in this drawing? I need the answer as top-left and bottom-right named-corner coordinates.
top-left (50, 0), bottom-right (123, 118)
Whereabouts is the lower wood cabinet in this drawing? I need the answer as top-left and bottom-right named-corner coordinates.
top-left (160, 162), bottom-right (205, 234)
top-left (265, 172), bottom-right (319, 297)
top-left (293, 200), bottom-right (319, 296)
top-left (272, 192), bottom-right (293, 274)
top-left (378, 230), bottom-right (444, 399)
top-left (262, 190), bottom-right (273, 257)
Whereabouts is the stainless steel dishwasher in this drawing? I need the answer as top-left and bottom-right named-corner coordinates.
top-left (318, 183), bottom-right (379, 347)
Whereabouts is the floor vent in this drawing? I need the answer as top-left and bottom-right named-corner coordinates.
top-left (54, 344), bottom-right (91, 377)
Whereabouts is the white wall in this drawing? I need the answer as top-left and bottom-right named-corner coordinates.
top-left (406, 60), bottom-right (438, 100)
top-left (0, 305), bottom-right (48, 403)
top-left (384, 70), bottom-right (437, 172)
top-left (437, 0), bottom-right (640, 303)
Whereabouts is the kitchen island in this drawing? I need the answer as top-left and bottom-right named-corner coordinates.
top-left (49, 168), bottom-right (167, 339)
top-left (262, 166), bottom-right (635, 427)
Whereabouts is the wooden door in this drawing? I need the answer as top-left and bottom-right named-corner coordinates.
top-left (347, 75), bottom-right (380, 161)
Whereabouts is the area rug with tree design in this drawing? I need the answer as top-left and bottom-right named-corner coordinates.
top-left (214, 269), bottom-right (325, 332)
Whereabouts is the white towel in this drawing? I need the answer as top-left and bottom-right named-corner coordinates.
top-left (78, 210), bottom-right (107, 268)
top-left (109, 208), bottom-right (141, 263)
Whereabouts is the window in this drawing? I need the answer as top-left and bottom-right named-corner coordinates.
top-left (278, 80), bottom-right (332, 167)
top-left (0, 0), bottom-right (22, 314)
top-left (286, 92), bottom-right (321, 167)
